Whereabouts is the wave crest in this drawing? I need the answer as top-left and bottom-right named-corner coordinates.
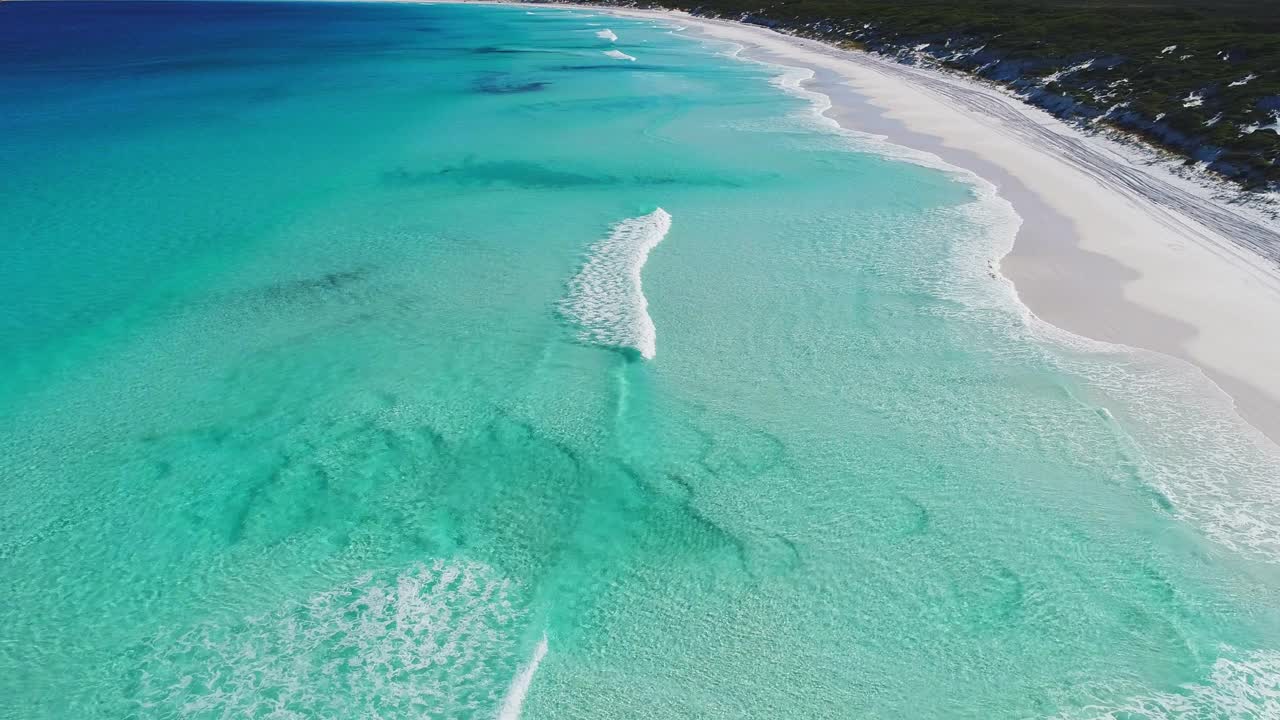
top-left (562, 208), bottom-right (672, 360)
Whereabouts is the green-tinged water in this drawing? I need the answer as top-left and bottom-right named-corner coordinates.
top-left (2, 2), bottom-right (1279, 718)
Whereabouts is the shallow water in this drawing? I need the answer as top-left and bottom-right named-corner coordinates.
top-left (2, 3), bottom-right (1279, 718)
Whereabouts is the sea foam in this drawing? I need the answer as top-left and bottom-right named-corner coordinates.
top-left (562, 208), bottom-right (672, 360)
top-left (132, 560), bottom-right (529, 717)
top-left (603, 49), bottom-right (636, 62)
top-left (596, 28), bottom-right (618, 42)
top-left (1056, 647), bottom-right (1280, 720)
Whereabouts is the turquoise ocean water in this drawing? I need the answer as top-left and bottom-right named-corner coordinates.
top-left (3, 2), bottom-right (1280, 717)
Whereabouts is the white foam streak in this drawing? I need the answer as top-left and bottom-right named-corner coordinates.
top-left (562, 208), bottom-right (672, 359)
top-left (596, 28), bottom-right (618, 41)
top-left (496, 633), bottom-right (549, 720)
top-left (603, 49), bottom-right (636, 62)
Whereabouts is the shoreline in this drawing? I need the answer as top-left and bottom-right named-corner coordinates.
top-left (552, 3), bottom-right (1280, 448)
top-left (393, 0), bottom-right (1280, 447)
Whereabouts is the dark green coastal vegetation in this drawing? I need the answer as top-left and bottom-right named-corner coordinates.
top-left (571, 0), bottom-right (1280, 190)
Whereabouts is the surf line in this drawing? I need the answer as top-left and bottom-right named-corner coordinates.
top-left (561, 208), bottom-right (672, 360)
top-left (497, 632), bottom-right (550, 720)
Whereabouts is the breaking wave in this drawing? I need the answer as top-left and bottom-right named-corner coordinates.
top-left (603, 49), bottom-right (636, 62)
top-left (561, 208), bottom-right (672, 360)
top-left (595, 28), bottom-right (618, 42)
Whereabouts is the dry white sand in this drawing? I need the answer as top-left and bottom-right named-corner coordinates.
top-left (589, 7), bottom-right (1280, 446)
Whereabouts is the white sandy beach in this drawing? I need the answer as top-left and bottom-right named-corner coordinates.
top-left (566, 5), bottom-right (1280, 448)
